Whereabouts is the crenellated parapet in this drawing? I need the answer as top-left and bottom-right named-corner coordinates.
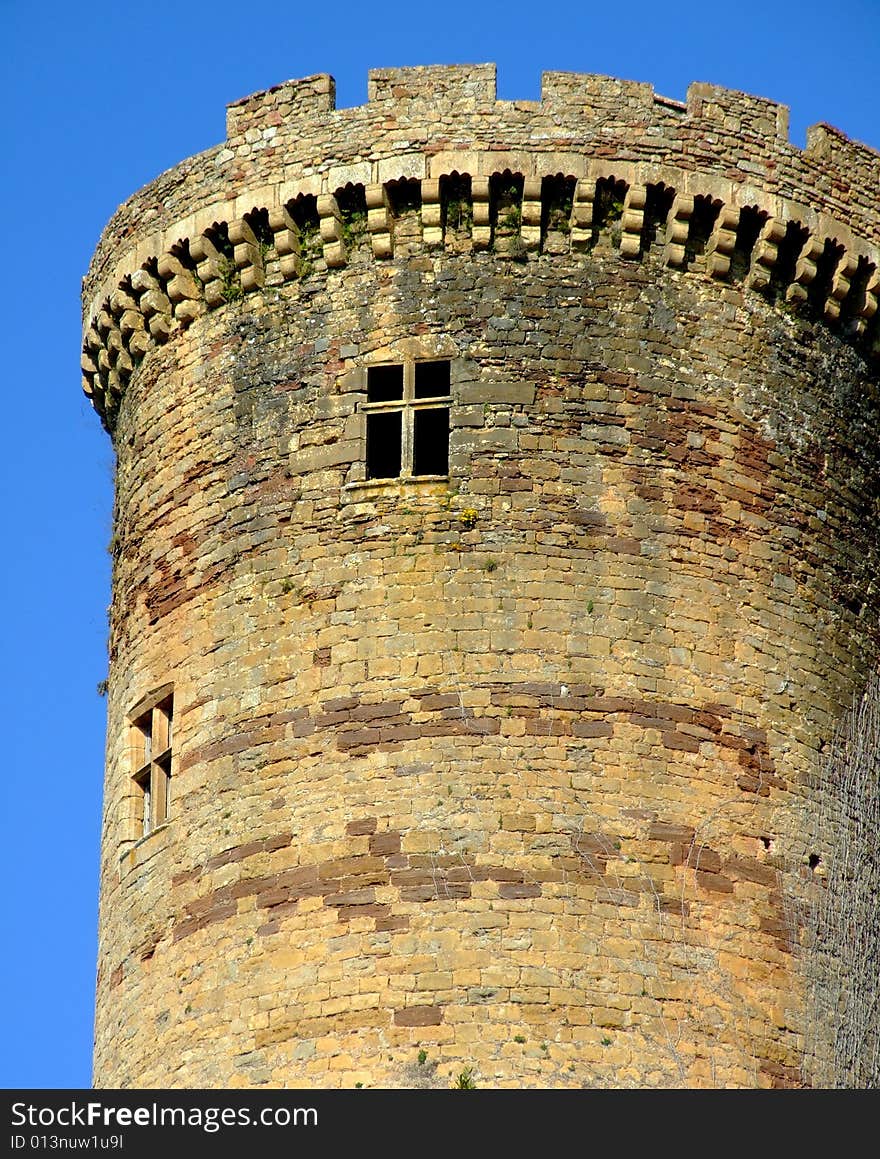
top-left (82, 67), bottom-right (880, 429)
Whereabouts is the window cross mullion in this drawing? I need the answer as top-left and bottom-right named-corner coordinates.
top-left (403, 361), bottom-right (415, 403)
top-left (362, 399), bottom-right (405, 412)
top-left (401, 404), bottom-right (415, 477)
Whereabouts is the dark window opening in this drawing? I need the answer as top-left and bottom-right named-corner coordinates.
top-left (288, 195), bottom-right (322, 264)
top-left (155, 754), bottom-right (172, 827)
top-left (204, 220), bottom-right (235, 263)
top-left (768, 221), bottom-right (810, 299)
top-left (684, 196), bottom-right (721, 268)
top-left (641, 183), bottom-right (675, 252)
top-left (807, 239), bottom-right (846, 317)
top-left (334, 184), bottom-right (369, 249)
top-left (839, 256), bottom-right (875, 333)
top-left (441, 173), bottom-right (472, 234)
top-left (592, 178), bottom-right (628, 244)
top-left (289, 194), bottom-right (320, 234)
top-left (169, 238), bottom-right (199, 273)
top-left (245, 206), bottom-right (273, 247)
top-left (414, 360), bottom-right (450, 398)
top-left (362, 359), bottom-right (451, 481)
top-left (729, 206), bottom-right (766, 283)
top-left (135, 769), bottom-right (152, 836)
top-left (368, 364), bottom-right (404, 402)
top-left (387, 179), bottom-right (422, 216)
top-left (541, 175), bottom-right (576, 241)
top-left (490, 171), bottom-right (524, 234)
top-left (413, 408), bottom-right (449, 475)
top-left (366, 410), bottom-right (403, 478)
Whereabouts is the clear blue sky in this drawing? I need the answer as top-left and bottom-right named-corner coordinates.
top-left (1, 0), bottom-right (877, 1090)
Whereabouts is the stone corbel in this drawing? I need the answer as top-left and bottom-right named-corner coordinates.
top-left (156, 253), bottom-right (204, 324)
top-left (520, 178), bottom-right (542, 251)
top-left (824, 248), bottom-right (859, 322)
top-left (104, 367), bottom-right (121, 403)
top-left (317, 194), bottom-right (346, 268)
top-left (189, 234), bottom-right (228, 307)
top-left (705, 205), bottom-right (739, 278)
top-left (131, 268), bottom-right (173, 343)
top-left (96, 307), bottom-right (115, 340)
top-left (81, 373), bottom-right (102, 405)
top-left (570, 178), bottom-right (595, 252)
top-left (857, 269), bottom-right (879, 334)
top-left (471, 178), bottom-right (491, 250)
top-left (84, 324), bottom-right (103, 356)
top-left (81, 350), bottom-right (98, 400)
top-left (746, 217), bottom-right (787, 291)
top-left (96, 306), bottom-right (129, 380)
top-left (106, 327), bottom-right (125, 360)
top-left (365, 184), bottom-right (393, 259)
top-left (663, 194), bottom-right (694, 267)
top-left (115, 348), bottom-right (133, 378)
top-left (786, 234), bottom-right (824, 304)
top-left (420, 179), bottom-right (442, 248)
top-left (620, 185), bottom-right (647, 259)
top-left (110, 288), bottom-right (150, 358)
top-left (268, 206), bottom-right (303, 280)
top-left (227, 220), bottom-right (265, 291)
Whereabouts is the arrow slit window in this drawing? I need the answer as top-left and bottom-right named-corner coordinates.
top-left (364, 360), bottom-right (450, 479)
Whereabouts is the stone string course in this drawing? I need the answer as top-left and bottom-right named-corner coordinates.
top-left (88, 67), bottom-right (880, 1089)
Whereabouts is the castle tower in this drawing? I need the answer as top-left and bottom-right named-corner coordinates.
top-left (83, 66), bottom-right (880, 1089)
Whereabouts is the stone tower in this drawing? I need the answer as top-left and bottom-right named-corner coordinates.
top-left (83, 66), bottom-right (880, 1089)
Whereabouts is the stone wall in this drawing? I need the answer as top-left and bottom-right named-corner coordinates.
top-left (87, 68), bottom-right (880, 1089)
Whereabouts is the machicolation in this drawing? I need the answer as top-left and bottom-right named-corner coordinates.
top-left (85, 65), bottom-right (880, 1089)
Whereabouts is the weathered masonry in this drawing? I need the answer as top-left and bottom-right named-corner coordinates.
top-left (84, 66), bottom-right (880, 1088)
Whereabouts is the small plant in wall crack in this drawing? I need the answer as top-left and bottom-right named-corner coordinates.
top-left (455, 1067), bottom-right (477, 1089)
top-left (402, 1048), bottom-right (440, 1088)
top-left (340, 210), bottom-right (368, 249)
top-left (506, 234), bottom-right (528, 261)
top-left (445, 195), bottom-right (472, 232)
top-left (547, 203), bottom-right (572, 234)
top-left (216, 255), bottom-right (243, 302)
